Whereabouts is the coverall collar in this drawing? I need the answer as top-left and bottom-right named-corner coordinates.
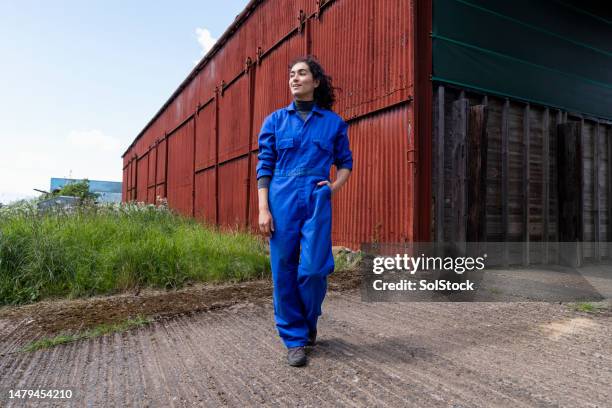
top-left (285, 100), bottom-right (324, 116)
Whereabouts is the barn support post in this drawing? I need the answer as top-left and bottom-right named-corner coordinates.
top-left (594, 122), bottom-right (600, 261)
top-left (192, 106), bottom-right (198, 218)
top-left (501, 99), bottom-right (510, 266)
top-left (414, 0), bottom-right (433, 242)
top-left (523, 104), bottom-right (530, 266)
top-left (245, 58), bottom-right (256, 229)
top-left (542, 109), bottom-right (550, 264)
top-left (153, 139), bottom-right (159, 203)
top-left (164, 132), bottom-right (169, 199)
top-left (134, 154), bottom-right (139, 201)
top-left (450, 93), bottom-right (468, 254)
top-left (608, 126), bottom-right (612, 259)
top-left (554, 110), bottom-right (563, 264)
top-left (146, 149), bottom-right (150, 203)
top-left (466, 104), bottom-right (488, 245)
top-left (558, 122), bottom-right (583, 268)
top-left (434, 85), bottom-right (445, 244)
top-left (579, 119), bottom-right (585, 266)
top-left (214, 87), bottom-right (220, 227)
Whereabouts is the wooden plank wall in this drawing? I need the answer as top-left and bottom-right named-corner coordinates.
top-left (432, 84), bottom-right (612, 265)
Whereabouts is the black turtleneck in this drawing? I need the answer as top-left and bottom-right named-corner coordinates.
top-left (295, 99), bottom-right (314, 121)
top-left (257, 100), bottom-right (315, 189)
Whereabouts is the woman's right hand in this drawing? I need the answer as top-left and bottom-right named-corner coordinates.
top-left (259, 209), bottom-right (275, 237)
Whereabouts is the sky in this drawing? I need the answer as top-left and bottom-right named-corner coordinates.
top-left (0, 0), bottom-right (249, 204)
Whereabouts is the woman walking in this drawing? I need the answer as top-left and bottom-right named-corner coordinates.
top-left (256, 56), bottom-right (353, 367)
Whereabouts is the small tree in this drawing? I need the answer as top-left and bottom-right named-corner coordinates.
top-left (49, 179), bottom-right (98, 201)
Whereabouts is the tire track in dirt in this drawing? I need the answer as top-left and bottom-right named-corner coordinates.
top-left (139, 321), bottom-right (191, 407)
top-left (126, 325), bottom-right (169, 407)
top-left (185, 306), bottom-right (344, 406)
top-left (193, 308), bottom-right (346, 407)
top-left (173, 312), bottom-right (243, 405)
top-left (323, 296), bottom-right (535, 407)
top-left (356, 302), bottom-right (604, 400)
top-left (328, 293), bottom-right (611, 407)
top-left (214, 307), bottom-right (369, 407)
top-left (220, 303), bottom-right (442, 407)
top-left (318, 312), bottom-right (518, 407)
top-left (163, 316), bottom-right (248, 406)
top-left (389, 301), bottom-right (612, 404)
top-left (323, 314), bottom-right (543, 407)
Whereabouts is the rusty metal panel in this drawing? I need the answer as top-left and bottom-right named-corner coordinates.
top-left (176, 75), bottom-right (199, 123)
top-left (136, 155), bottom-right (149, 202)
top-left (252, 34), bottom-right (303, 150)
top-left (122, 167), bottom-right (128, 202)
top-left (195, 103), bottom-right (216, 170)
top-left (147, 146), bottom-right (157, 185)
top-left (248, 151), bottom-right (259, 232)
top-left (194, 0), bottom-right (313, 106)
top-left (219, 75), bottom-right (250, 163)
top-left (195, 169), bottom-right (216, 225)
top-left (156, 185), bottom-right (165, 202)
top-left (156, 139), bottom-right (167, 185)
top-left (197, 60), bottom-right (218, 106)
top-left (130, 158), bottom-right (137, 200)
top-left (332, 104), bottom-right (414, 248)
top-left (167, 120), bottom-right (195, 216)
top-left (311, 0), bottom-right (412, 120)
top-left (248, 0), bottom-right (314, 54)
top-left (218, 158), bottom-right (249, 228)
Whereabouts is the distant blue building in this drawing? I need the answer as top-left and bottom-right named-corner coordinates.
top-left (50, 178), bottom-right (122, 203)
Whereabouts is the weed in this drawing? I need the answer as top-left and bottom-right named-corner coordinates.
top-left (20, 315), bottom-right (152, 352)
top-left (572, 302), bottom-right (600, 313)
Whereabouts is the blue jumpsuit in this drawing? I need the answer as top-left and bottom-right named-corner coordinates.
top-left (256, 101), bottom-right (353, 348)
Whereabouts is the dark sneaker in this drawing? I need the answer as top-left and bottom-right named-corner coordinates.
top-left (287, 346), bottom-right (307, 367)
top-left (307, 330), bottom-right (317, 346)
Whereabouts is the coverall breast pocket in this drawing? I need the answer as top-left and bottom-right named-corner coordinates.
top-left (276, 137), bottom-right (295, 150)
top-left (312, 137), bottom-right (333, 153)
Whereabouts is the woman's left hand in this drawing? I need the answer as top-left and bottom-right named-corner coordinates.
top-left (317, 180), bottom-right (335, 196)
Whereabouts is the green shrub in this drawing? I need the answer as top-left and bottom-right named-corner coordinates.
top-left (0, 201), bottom-right (269, 305)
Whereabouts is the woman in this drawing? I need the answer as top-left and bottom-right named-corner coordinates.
top-left (256, 55), bottom-right (353, 367)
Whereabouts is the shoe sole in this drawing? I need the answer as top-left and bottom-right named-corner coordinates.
top-left (288, 359), bottom-right (307, 367)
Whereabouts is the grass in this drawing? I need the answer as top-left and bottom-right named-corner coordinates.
top-left (20, 315), bottom-right (152, 352)
top-left (571, 302), bottom-right (607, 314)
top-left (0, 201), bottom-right (270, 305)
top-left (334, 248), bottom-right (363, 272)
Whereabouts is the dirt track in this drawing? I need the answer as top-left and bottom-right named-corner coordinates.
top-left (1, 275), bottom-right (611, 407)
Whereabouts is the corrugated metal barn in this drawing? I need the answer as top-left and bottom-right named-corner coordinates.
top-left (122, 0), bottom-right (612, 259)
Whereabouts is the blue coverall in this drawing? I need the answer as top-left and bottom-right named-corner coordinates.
top-left (256, 101), bottom-right (353, 348)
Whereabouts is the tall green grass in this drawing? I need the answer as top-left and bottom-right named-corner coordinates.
top-left (0, 201), bottom-right (270, 305)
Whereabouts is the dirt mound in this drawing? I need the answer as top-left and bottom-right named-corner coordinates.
top-left (0, 268), bottom-right (361, 335)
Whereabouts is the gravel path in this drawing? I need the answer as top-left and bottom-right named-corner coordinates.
top-left (1, 288), bottom-right (611, 407)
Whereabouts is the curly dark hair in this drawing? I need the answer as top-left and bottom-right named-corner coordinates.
top-left (288, 55), bottom-right (336, 110)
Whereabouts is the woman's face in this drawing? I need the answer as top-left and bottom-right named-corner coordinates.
top-left (289, 62), bottom-right (320, 101)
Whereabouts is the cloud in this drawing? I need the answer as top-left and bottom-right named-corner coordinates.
top-left (194, 27), bottom-right (217, 64)
top-left (67, 129), bottom-right (121, 151)
top-left (0, 129), bottom-right (123, 204)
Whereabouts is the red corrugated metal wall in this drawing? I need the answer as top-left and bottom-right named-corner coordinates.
top-left (122, 0), bottom-right (428, 248)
